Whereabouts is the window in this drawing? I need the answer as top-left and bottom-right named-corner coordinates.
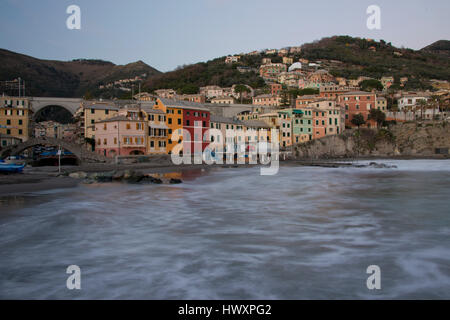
top-left (150, 141), bottom-right (154, 148)
top-left (186, 120), bottom-right (190, 126)
top-left (103, 139), bottom-right (107, 145)
top-left (6, 129), bottom-right (10, 135)
top-left (105, 110), bottom-right (109, 115)
top-left (19, 129), bottom-right (23, 135)
top-left (6, 120), bottom-right (11, 125)
top-left (126, 123), bottom-right (131, 129)
top-left (114, 138), bottom-right (117, 144)
top-left (178, 119), bottom-right (181, 125)
top-left (168, 118), bottom-right (172, 125)
top-left (91, 109), bottom-right (95, 114)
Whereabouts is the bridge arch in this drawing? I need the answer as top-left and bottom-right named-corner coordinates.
top-left (31, 97), bottom-right (82, 116)
top-left (33, 105), bottom-right (75, 123)
top-left (0, 137), bottom-right (107, 163)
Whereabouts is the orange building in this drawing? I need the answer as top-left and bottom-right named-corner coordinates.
top-left (154, 98), bottom-right (183, 154)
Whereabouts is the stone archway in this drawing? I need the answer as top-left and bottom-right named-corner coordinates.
top-left (0, 137), bottom-right (108, 163)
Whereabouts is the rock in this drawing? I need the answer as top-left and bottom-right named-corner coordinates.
top-left (169, 178), bottom-right (183, 184)
top-left (139, 176), bottom-right (163, 184)
top-left (69, 171), bottom-right (87, 179)
top-left (368, 162), bottom-right (397, 169)
top-left (112, 171), bottom-right (124, 180)
top-left (124, 172), bottom-right (145, 184)
top-left (95, 174), bottom-right (113, 183)
top-left (123, 170), bottom-right (135, 179)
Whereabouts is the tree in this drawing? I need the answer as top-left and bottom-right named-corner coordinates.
top-left (359, 79), bottom-right (383, 92)
top-left (234, 84), bottom-right (251, 104)
top-left (368, 109), bottom-right (386, 127)
top-left (83, 91), bottom-right (94, 100)
top-left (416, 99), bottom-right (427, 121)
top-left (180, 84), bottom-right (199, 95)
top-left (351, 113), bottom-right (366, 128)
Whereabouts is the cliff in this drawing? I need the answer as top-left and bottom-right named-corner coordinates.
top-left (294, 122), bottom-right (450, 159)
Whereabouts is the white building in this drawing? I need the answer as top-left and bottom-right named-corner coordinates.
top-left (397, 94), bottom-right (430, 110)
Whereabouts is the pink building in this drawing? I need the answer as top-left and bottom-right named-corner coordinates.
top-left (95, 116), bottom-right (146, 158)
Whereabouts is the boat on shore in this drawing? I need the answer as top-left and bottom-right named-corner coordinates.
top-left (0, 162), bottom-right (26, 173)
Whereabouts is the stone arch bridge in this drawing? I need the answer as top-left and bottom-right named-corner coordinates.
top-left (0, 137), bottom-right (108, 163)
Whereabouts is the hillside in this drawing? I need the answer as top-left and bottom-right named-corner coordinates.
top-left (421, 40), bottom-right (450, 57)
top-left (145, 57), bottom-right (266, 94)
top-left (0, 49), bottom-right (161, 97)
top-left (145, 36), bottom-right (450, 93)
top-left (300, 36), bottom-right (450, 86)
top-left (2, 36), bottom-right (449, 98)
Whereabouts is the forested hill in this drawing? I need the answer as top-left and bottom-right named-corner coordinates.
top-left (0, 49), bottom-right (161, 97)
top-left (145, 36), bottom-right (450, 93)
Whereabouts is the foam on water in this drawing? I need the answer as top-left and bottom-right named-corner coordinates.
top-left (0, 160), bottom-right (449, 299)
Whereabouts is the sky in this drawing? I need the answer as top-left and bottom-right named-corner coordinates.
top-left (0, 0), bottom-right (449, 72)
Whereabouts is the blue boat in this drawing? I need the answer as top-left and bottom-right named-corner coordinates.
top-left (0, 163), bottom-right (25, 173)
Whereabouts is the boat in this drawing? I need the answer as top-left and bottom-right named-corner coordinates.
top-left (0, 163), bottom-right (26, 173)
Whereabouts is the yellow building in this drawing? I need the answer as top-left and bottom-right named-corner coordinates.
top-left (142, 106), bottom-right (168, 154)
top-left (376, 97), bottom-right (387, 111)
top-left (79, 102), bottom-right (119, 140)
top-left (0, 96), bottom-right (33, 142)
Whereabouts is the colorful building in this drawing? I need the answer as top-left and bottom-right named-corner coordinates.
top-left (155, 98), bottom-right (210, 156)
top-left (142, 105), bottom-right (168, 154)
top-left (94, 115), bottom-right (146, 158)
top-left (252, 94), bottom-right (281, 107)
top-left (337, 91), bottom-right (376, 128)
top-left (0, 96), bottom-right (33, 142)
top-left (79, 102), bottom-right (119, 140)
top-left (259, 63), bottom-right (287, 82)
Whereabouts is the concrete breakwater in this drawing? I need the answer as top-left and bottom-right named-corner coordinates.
top-left (293, 122), bottom-right (450, 160)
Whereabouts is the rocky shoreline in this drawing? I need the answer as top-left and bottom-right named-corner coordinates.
top-left (1, 157), bottom-right (448, 195)
top-left (68, 170), bottom-right (183, 185)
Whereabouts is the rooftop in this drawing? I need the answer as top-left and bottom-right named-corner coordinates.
top-left (96, 116), bottom-right (143, 123)
top-left (210, 115), bottom-right (243, 125)
top-left (241, 120), bottom-right (272, 129)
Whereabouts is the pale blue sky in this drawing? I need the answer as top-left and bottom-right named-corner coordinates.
top-left (0, 0), bottom-right (449, 72)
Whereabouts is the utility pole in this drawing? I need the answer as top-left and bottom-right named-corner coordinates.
top-left (58, 144), bottom-right (61, 174)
